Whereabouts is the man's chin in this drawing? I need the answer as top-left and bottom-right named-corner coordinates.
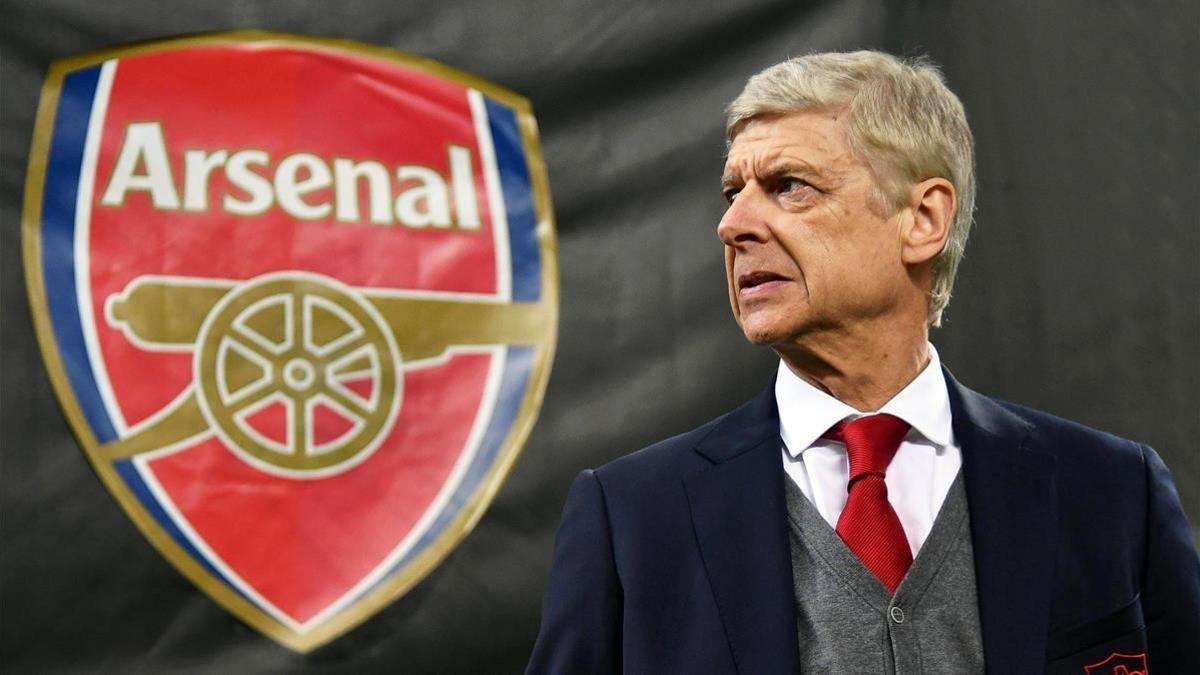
top-left (738, 320), bottom-right (794, 346)
top-left (736, 302), bottom-right (814, 347)
top-left (737, 312), bottom-right (825, 348)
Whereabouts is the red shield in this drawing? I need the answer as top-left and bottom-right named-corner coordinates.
top-left (1084, 652), bottom-right (1149, 675)
top-left (22, 31), bottom-right (556, 651)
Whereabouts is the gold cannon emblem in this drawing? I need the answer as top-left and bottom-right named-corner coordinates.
top-left (104, 272), bottom-right (548, 475)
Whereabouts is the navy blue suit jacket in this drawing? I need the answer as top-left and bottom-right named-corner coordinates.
top-left (527, 369), bottom-right (1200, 674)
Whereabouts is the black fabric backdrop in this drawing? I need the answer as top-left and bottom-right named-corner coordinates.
top-left (2, 1), bottom-right (1197, 672)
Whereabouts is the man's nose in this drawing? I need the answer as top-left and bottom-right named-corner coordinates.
top-left (717, 186), bottom-right (771, 246)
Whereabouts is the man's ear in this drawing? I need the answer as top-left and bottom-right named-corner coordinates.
top-left (900, 177), bottom-right (956, 265)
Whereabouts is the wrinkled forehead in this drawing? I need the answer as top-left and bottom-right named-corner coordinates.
top-left (722, 111), bottom-right (858, 178)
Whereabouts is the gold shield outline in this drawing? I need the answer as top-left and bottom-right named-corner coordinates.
top-left (21, 29), bottom-right (558, 653)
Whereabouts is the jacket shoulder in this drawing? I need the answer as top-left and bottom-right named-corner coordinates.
top-left (985, 398), bottom-right (1157, 510)
top-left (589, 386), bottom-right (776, 500)
top-left (592, 408), bottom-right (729, 485)
top-left (994, 399), bottom-right (1146, 463)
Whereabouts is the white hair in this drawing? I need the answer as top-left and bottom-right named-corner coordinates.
top-left (726, 51), bottom-right (975, 327)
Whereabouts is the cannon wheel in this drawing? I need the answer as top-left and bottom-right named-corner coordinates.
top-left (194, 273), bottom-right (401, 475)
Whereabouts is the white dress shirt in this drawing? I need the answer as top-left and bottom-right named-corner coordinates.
top-left (776, 344), bottom-right (961, 557)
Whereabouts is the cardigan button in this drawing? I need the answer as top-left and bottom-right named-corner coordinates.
top-left (889, 606), bottom-right (905, 624)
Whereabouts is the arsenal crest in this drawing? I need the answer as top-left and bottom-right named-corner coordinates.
top-left (21, 31), bottom-right (557, 651)
top-left (1084, 652), bottom-right (1149, 675)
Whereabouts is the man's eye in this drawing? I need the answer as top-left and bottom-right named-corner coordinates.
top-left (722, 188), bottom-right (741, 204)
top-left (777, 178), bottom-right (811, 195)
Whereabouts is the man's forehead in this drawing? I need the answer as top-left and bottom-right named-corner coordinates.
top-left (722, 111), bottom-right (853, 177)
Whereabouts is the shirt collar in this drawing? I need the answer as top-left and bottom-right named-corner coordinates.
top-left (775, 343), bottom-right (954, 458)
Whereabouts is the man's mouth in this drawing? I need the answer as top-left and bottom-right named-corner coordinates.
top-left (737, 270), bottom-right (788, 293)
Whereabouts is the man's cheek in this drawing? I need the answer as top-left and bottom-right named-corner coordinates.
top-left (724, 263), bottom-right (740, 318)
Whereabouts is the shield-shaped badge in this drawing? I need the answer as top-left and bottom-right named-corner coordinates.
top-left (22, 31), bottom-right (557, 651)
top-left (1084, 652), bottom-right (1149, 675)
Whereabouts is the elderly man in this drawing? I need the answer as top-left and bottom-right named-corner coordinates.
top-left (528, 51), bottom-right (1200, 674)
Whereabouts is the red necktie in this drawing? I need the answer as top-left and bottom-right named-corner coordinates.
top-left (824, 414), bottom-right (913, 593)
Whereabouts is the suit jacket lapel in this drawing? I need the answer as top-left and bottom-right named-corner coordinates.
top-left (946, 367), bottom-right (1058, 674)
top-left (683, 386), bottom-right (801, 675)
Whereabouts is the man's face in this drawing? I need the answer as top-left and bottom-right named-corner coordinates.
top-left (718, 111), bottom-right (909, 347)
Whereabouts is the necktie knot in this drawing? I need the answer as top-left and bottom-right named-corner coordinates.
top-left (824, 413), bottom-right (911, 481)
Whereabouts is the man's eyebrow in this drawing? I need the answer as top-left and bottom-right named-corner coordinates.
top-left (759, 160), bottom-right (828, 182)
top-left (720, 160), bottom-right (830, 190)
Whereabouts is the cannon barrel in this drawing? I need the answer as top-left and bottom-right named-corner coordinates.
top-left (106, 276), bottom-right (549, 362)
top-left (107, 278), bottom-right (231, 347)
top-left (369, 295), bottom-right (546, 362)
